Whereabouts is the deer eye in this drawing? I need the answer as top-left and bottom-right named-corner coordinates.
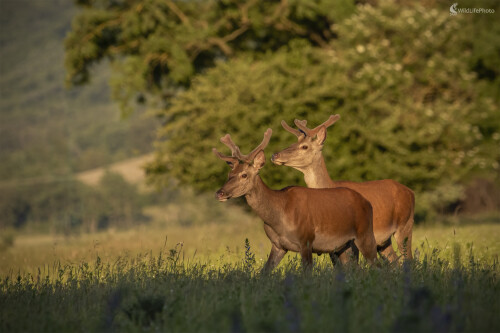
top-left (241, 173), bottom-right (248, 179)
top-left (301, 145), bottom-right (308, 150)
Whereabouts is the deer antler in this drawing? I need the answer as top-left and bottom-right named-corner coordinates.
top-left (219, 128), bottom-right (272, 163)
top-left (294, 114), bottom-right (340, 137)
top-left (281, 120), bottom-right (304, 138)
top-left (213, 147), bottom-right (239, 166)
top-left (245, 128), bottom-right (272, 162)
top-left (220, 134), bottom-right (242, 158)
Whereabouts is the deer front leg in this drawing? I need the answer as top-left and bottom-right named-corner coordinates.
top-left (262, 244), bottom-right (287, 274)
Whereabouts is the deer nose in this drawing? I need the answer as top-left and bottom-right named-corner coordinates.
top-left (215, 189), bottom-right (226, 201)
top-left (271, 153), bottom-right (279, 162)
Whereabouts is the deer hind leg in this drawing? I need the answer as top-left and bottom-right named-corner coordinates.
top-left (354, 233), bottom-right (377, 265)
top-left (377, 238), bottom-right (399, 262)
top-left (394, 217), bottom-right (414, 260)
top-left (300, 244), bottom-right (313, 270)
top-left (329, 241), bottom-right (359, 266)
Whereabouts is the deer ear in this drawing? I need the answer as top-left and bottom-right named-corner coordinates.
top-left (252, 150), bottom-right (266, 170)
top-left (315, 126), bottom-right (327, 145)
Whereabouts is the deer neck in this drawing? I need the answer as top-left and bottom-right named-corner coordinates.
top-left (245, 176), bottom-right (285, 228)
top-left (301, 156), bottom-right (334, 189)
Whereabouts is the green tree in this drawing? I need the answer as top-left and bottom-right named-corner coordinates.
top-left (65, 0), bottom-right (356, 113)
top-left (66, 0), bottom-right (500, 220)
top-left (145, 3), bottom-right (499, 220)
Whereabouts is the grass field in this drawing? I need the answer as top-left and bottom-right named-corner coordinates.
top-left (1, 218), bottom-right (499, 277)
top-left (1, 218), bottom-right (499, 332)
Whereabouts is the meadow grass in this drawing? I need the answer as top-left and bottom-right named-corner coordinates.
top-left (1, 219), bottom-right (499, 277)
top-left (1, 220), bottom-right (499, 332)
top-left (1, 234), bottom-right (499, 332)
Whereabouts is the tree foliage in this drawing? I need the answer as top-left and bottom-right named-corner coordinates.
top-left (146, 3), bottom-right (499, 220)
top-left (65, 0), bottom-right (355, 112)
top-left (66, 0), bottom-right (500, 220)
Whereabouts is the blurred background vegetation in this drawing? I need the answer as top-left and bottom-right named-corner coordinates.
top-left (0, 0), bottom-right (499, 244)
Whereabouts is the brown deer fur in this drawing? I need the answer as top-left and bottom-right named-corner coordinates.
top-left (214, 129), bottom-right (377, 271)
top-left (272, 115), bottom-right (415, 262)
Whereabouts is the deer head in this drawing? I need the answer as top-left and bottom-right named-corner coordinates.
top-left (213, 129), bottom-right (272, 201)
top-left (271, 115), bottom-right (340, 170)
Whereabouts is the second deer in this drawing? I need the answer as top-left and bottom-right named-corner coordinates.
top-left (272, 115), bottom-right (415, 262)
top-left (214, 128), bottom-right (377, 272)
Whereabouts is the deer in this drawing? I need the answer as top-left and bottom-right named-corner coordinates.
top-left (213, 128), bottom-right (378, 272)
top-left (271, 115), bottom-right (415, 262)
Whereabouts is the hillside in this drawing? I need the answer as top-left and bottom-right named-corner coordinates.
top-left (0, 0), bottom-right (157, 184)
top-left (77, 153), bottom-right (154, 186)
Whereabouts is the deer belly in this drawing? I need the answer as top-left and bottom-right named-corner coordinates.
top-left (312, 233), bottom-right (353, 253)
top-left (278, 237), bottom-right (302, 252)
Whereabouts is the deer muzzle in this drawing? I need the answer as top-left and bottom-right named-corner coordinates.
top-left (215, 189), bottom-right (230, 202)
top-left (271, 153), bottom-right (285, 165)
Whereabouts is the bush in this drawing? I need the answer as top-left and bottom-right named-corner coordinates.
top-left (0, 172), bottom-right (147, 233)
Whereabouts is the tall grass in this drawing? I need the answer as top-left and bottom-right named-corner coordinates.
top-left (1, 240), bottom-right (498, 332)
